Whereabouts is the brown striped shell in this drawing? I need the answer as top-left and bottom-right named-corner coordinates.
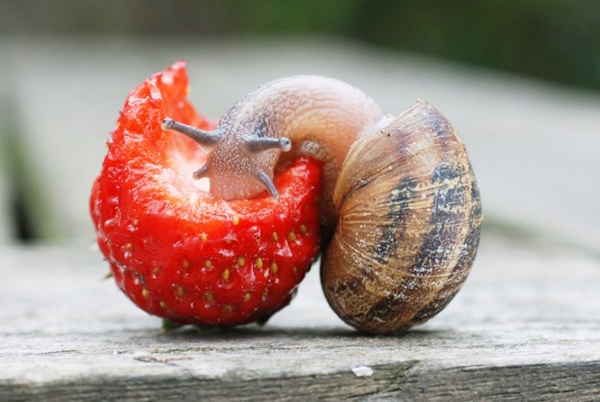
top-left (322, 100), bottom-right (483, 334)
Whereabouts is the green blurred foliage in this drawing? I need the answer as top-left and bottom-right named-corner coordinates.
top-left (1, 0), bottom-right (599, 91)
top-left (226, 0), bottom-right (600, 91)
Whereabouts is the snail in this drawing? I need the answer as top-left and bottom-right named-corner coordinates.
top-left (162, 75), bottom-right (482, 334)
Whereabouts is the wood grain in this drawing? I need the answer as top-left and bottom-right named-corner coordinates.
top-left (1, 239), bottom-right (599, 400)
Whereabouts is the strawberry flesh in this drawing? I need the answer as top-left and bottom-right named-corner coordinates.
top-left (90, 61), bottom-right (321, 327)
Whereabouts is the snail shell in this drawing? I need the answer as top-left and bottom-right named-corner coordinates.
top-left (323, 100), bottom-right (482, 333)
top-left (163, 77), bottom-right (482, 334)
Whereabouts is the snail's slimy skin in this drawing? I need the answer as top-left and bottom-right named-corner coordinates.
top-left (163, 76), bottom-right (483, 334)
top-left (211, 76), bottom-right (384, 202)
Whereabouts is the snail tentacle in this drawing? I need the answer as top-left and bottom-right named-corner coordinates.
top-left (253, 169), bottom-right (279, 198)
top-left (161, 118), bottom-right (222, 149)
top-left (245, 137), bottom-right (292, 154)
top-left (192, 165), bottom-right (209, 180)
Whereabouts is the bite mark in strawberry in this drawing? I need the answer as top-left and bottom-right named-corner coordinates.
top-left (90, 61), bottom-right (322, 327)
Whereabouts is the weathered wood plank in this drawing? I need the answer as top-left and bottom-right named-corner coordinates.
top-left (5, 361), bottom-right (599, 402)
top-left (1, 238), bottom-right (599, 400)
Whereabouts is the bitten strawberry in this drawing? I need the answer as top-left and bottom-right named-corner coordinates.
top-left (90, 61), bottom-right (321, 327)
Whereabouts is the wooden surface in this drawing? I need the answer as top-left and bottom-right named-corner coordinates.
top-left (1, 236), bottom-right (599, 401)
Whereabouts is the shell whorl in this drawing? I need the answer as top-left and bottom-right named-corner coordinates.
top-left (322, 100), bottom-right (482, 333)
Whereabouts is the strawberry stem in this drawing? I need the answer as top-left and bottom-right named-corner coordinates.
top-left (161, 318), bottom-right (183, 331)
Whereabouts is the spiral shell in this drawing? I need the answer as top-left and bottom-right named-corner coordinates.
top-left (322, 100), bottom-right (482, 334)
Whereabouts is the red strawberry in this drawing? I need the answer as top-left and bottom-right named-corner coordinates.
top-left (90, 61), bottom-right (321, 327)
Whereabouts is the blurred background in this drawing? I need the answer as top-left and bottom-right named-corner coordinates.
top-left (0, 0), bottom-right (599, 252)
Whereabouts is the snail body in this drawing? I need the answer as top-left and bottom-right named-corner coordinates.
top-left (163, 76), bottom-right (386, 235)
top-left (163, 76), bottom-right (482, 334)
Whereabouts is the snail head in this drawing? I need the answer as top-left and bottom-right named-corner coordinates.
top-left (161, 117), bottom-right (291, 200)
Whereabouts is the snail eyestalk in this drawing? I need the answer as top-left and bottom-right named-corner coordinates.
top-left (245, 137), bottom-right (292, 154)
top-left (161, 118), bottom-right (222, 148)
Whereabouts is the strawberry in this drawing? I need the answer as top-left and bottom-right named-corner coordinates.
top-left (90, 61), bottom-right (321, 327)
